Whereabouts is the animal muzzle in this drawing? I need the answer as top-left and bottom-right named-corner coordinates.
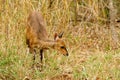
top-left (64, 53), bottom-right (69, 56)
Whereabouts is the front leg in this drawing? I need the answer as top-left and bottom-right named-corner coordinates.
top-left (40, 49), bottom-right (43, 63)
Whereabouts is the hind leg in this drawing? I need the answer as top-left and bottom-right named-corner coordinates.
top-left (29, 48), bottom-right (36, 68)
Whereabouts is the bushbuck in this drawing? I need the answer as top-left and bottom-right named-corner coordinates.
top-left (26, 11), bottom-right (68, 64)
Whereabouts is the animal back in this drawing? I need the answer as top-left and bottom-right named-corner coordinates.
top-left (27, 11), bottom-right (48, 40)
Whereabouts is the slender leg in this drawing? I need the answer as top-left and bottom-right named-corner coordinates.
top-left (33, 49), bottom-right (36, 61)
top-left (40, 49), bottom-right (43, 63)
top-left (29, 48), bottom-right (36, 68)
top-left (29, 48), bottom-right (36, 60)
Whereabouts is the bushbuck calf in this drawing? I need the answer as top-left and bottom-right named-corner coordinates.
top-left (26, 11), bottom-right (68, 64)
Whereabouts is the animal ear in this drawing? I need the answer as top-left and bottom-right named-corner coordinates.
top-left (54, 33), bottom-right (58, 40)
top-left (58, 32), bottom-right (64, 38)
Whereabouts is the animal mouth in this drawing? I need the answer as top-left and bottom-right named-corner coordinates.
top-left (64, 53), bottom-right (69, 56)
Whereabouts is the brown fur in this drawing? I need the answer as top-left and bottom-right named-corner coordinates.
top-left (26, 11), bottom-right (68, 63)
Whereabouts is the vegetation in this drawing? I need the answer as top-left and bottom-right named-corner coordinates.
top-left (0, 0), bottom-right (120, 80)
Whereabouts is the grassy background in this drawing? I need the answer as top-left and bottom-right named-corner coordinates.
top-left (0, 0), bottom-right (120, 80)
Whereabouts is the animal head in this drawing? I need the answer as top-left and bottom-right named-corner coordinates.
top-left (54, 32), bottom-right (68, 56)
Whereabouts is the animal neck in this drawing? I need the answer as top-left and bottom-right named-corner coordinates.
top-left (40, 39), bottom-right (56, 49)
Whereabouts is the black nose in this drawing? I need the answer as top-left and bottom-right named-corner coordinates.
top-left (66, 53), bottom-right (69, 56)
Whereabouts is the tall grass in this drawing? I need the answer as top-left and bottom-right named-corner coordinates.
top-left (0, 0), bottom-right (120, 80)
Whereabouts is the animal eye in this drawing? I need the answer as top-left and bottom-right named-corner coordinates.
top-left (61, 46), bottom-right (65, 49)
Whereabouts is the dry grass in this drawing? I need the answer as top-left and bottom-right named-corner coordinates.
top-left (0, 0), bottom-right (120, 80)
